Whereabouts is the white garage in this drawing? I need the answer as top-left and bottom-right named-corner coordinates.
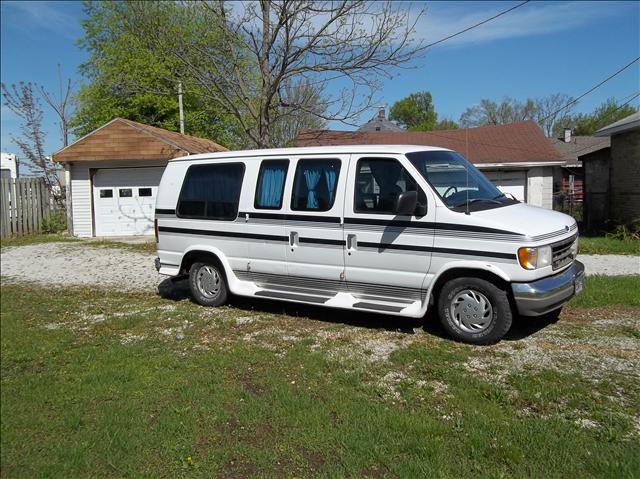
top-left (53, 118), bottom-right (227, 237)
top-left (92, 167), bottom-right (165, 236)
top-left (483, 169), bottom-right (527, 202)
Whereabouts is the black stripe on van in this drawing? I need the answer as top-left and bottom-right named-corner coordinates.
top-left (237, 212), bottom-right (341, 223)
top-left (155, 208), bottom-right (176, 215)
top-left (159, 226), bottom-right (517, 261)
top-left (158, 226), bottom-right (288, 243)
top-left (344, 217), bottom-right (520, 236)
top-left (356, 241), bottom-right (516, 260)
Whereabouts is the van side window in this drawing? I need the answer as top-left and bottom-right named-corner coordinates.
top-left (177, 163), bottom-right (245, 220)
top-left (254, 160), bottom-right (289, 209)
top-left (355, 158), bottom-right (425, 214)
top-left (291, 159), bottom-right (341, 212)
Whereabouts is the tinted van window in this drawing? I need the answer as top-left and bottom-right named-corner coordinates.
top-left (255, 160), bottom-right (289, 209)
top-left (355, 158), bottom-right (424, 214)
top-left (291, 159), bottom-right (341, 211)
top-left (177, 163), bottom-right (245, 220)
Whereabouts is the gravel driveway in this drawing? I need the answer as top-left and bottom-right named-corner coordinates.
top-left (0, 242), bottom-right (638, 291)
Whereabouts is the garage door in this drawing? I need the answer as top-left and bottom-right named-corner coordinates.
top-left (92, 167), bottom-right (164, 236)
top-left (483, 170), bottom-right (526, 202)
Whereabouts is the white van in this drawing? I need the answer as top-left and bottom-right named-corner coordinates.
top-left (154, 145), bottom-right (584, 344)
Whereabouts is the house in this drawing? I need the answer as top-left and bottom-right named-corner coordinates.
top-left (357, 107), bottom-right (404, 132)
top-left (581, 112), bottom-right (640, 230)
top-left (1, 152), bottom-right (18, 179)
top-left (53, 118), bottom-right (227, 237)
top-left (297, 120), bottom-right (564, 208)
top-left (549, 130), bottom-right (610, 208)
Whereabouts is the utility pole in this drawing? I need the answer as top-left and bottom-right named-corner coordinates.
top-left (178, 81), bottom-right (185, 134)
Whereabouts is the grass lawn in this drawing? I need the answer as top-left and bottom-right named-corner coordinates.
top-left (1, 277), bottom-right (639, 478)
top-left (579, 236), bottom-right (640, 255)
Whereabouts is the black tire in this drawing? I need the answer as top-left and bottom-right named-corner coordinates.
top-left (188, 261), bottom-right (228, 307)
top-left (437, 277), bottom-right (513, 344)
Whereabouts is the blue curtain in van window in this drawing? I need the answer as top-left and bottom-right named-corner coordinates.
top-left (303, 168), bottom-right (321, 208)
top-left (258, 165), bottom-right (286, 208)
top-left (324, 168), bottom-right (337, 204)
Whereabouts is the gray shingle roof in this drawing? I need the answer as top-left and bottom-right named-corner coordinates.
top-left (594, 112), bottom-right (640, 137)
top-left (550, 136), bottom-right (610, 165)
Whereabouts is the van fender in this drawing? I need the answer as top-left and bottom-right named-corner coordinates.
top-left (179, 244), bottom-right (246, 294)
top-left (420, 260), bottom-right (511, 316)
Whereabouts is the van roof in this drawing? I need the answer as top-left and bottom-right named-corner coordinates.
top-left (168, 144), bottom-right (451, 162)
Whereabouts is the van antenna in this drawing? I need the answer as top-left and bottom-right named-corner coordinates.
top-left (465, 127), bottom-right (470, 215)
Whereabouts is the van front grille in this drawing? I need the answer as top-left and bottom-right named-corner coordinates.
top-left (551, 235), bottom-right (576, 270)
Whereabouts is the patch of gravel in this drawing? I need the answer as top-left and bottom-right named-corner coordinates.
top-left (578, 254), bottom-right (640, 276)
top-left (1, 242), bottom-right (162, 291)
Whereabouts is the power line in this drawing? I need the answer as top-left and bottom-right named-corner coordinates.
top-left (424, 1), bottom-right (530, 49)
top-left (540, 57), bottom-right (640, 122)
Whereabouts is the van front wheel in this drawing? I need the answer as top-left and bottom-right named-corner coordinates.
top-left (437, 277), bottom-right (512, 344)
top-left (189, 261), bottom-right (228, 307)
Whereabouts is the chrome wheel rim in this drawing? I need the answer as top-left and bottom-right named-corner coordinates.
top-left (195, 265), bottom-right (221, 299)
top-left (450, 289), bottom-right (493, 333)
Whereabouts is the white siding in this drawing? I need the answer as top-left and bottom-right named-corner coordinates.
top-left (526, 166), bottom-right (553, 209)
top-left (70, 164), bottom-right (93, 237)
top-left (69, 160), bottom-right (168, 237)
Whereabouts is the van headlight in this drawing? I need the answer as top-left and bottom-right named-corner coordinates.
top-left (518, 245), bottom-right (552, 270)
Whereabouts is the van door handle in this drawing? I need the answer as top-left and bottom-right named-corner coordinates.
top-left (347, 234), bottom-right (357, 253)
top-left (289, 231), bottom-right (299, 250)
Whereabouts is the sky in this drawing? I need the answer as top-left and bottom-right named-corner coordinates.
top-left (1, 0), bottom-right (639, 156)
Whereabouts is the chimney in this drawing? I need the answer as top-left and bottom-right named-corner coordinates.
top-left (378, 107), bottom-right (385, 120)
top-left (564, 128), bottom-right (572, 143)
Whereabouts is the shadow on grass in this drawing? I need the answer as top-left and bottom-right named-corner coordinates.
top-left (157, 277), bottom-right (558, 342)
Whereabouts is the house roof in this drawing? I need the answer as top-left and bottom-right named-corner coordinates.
top-left (357, 108), bottom-right (404, 132)
top-left (297, 120), bottom-right (562, 165)
top-left (594, 112), bottom-right (640, 137)
top-left (53, 118), bottom-right (227, 163)
top-left (550, 136), bottom-right (610, 165)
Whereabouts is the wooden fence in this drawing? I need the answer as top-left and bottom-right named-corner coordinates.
top-left (0, 177), bottom-right (52, 239)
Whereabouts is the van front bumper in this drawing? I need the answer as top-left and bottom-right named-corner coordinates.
top-left (511, 260), bottom-right (585, 316)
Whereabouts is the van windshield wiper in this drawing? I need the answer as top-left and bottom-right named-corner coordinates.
top-left (453, 197), bottom-right (504, 208)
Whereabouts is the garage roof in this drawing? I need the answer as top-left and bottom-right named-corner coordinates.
top-left (53, 118), bottom-right (228, 162)
top-left (296, 120), bottom-right (562, 164)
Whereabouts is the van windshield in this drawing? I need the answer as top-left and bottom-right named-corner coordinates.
top-left (406, 150), bottom-right (518, 211)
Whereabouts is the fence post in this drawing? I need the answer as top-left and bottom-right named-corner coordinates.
top-left (10, 179), bottom-right (17, 236)
top-left (0, 178), bottom-right (7, 239)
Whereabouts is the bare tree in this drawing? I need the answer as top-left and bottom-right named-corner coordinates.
top-left (460, 98), bottom-right (537, 128)
top-left (128, 1), bottom-right (426, 148)
top-left (39, 64), bottom-right (76, 147)
top-left (533, 93), bottom-right (573, 137)
top-left (1, 82), bottom-right (65, 206)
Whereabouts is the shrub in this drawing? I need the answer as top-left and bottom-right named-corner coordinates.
top-left (41, 210), bottom-right (67, 234)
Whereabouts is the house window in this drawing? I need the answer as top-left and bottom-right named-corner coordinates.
top-left (177, 163), bottom-right (245, 220)
top-left (255, 160), bottom-right (289, 209)
top-left (99, 189), bottom-right (113, 198)
top-left (291, 159), bottom-right (341, 212)
top-left (119, 188), bottom-right (133, 198)
top-left (138, 188), bottom-right (152, 197)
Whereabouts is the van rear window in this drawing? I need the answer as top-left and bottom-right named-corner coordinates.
top-left (177, 163), bottom-right (245, 220)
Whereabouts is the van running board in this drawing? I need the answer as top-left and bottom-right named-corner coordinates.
top-left (255, 290), bottom-right (329, 304)
top-left (352, 302), bottom-right (406, 313)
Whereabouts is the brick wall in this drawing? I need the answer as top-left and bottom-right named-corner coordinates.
top-left (610, 130), bottom-right (640, 225)
top-left (582, 147), bottom-right (611, 232)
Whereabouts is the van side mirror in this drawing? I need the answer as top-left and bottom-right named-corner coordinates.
top-left (395, 191), bottom-right (418, 216)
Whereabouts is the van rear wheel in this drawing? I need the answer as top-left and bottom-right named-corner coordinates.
top-left (189, 261), bottom-right (228, 307)
top-left (437, 277), bottom-right (512, 344)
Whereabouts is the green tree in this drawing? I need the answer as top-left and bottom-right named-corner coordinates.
top-left (434, 118), bottom-right (459, 130)
top-left (389, 92), bottom-right (438, 131)
top-left (72, 1), bottom-right (243, 148)
top-left (552, 98), bottom-right (639, 137)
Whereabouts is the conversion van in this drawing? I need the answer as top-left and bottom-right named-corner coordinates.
top-left (154, 145), bottom-right (584, 344)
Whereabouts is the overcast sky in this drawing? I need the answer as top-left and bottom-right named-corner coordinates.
top-left (1, 0), bottom-right (639, 155)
